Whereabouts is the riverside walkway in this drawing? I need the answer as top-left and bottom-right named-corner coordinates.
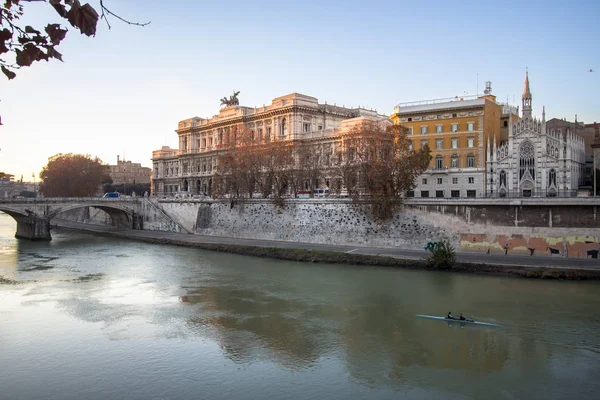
top-left (52, 220), bottom-right (600, 271)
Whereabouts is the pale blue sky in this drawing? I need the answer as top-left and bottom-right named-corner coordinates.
top-left (1, 0), bottom-right (599, 180)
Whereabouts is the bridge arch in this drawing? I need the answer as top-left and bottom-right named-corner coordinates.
top-left (48, 203), bottom-right (135, 229)
top-left (0, 206), bottom-right (30, 220)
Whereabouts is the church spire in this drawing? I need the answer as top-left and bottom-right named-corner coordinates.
top-left (522, 70), bottom-right (532, 119)
top-left (542, 105), bottom-right (546, 122)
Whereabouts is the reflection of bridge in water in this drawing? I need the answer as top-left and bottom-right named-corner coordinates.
top-left (0, 198), bottom-right (144, 240)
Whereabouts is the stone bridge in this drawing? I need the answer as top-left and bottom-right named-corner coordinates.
top-left (0, 197), bottom-right (144, 240)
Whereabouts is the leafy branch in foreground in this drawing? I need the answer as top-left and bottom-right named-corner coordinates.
top-left (1, 0), bottom-right (150, 80)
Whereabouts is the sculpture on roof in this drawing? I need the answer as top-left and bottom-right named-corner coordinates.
top-left (220, 90), bottom-right (240, 107)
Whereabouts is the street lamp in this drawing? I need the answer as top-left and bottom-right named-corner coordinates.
top-left (32, 173), bottom-right (36, 197)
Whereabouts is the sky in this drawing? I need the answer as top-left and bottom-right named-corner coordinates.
top-left (1, 0), bottom-right (599, 180)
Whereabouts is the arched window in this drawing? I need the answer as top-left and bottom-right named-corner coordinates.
top-left (451, 154), bottom-right (459, 168)
top-left (549, 168), bottom-right (556, 187)
top-left (499, 170), bottom-right (506, 187)
top-left (519, 140), bottom-right (535, 180)
top-left (466, 153), bottom-right (475, 168)
top-left (281, 118), bottom-right (287, 136)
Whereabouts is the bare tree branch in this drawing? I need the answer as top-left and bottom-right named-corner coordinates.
top-left (99, 0), bottom-right (150, 29)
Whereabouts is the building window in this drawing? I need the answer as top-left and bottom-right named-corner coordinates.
top-left (258, 128), bottom-right (263, 141)
top-left (435, 139), bottom-right (443, 149)
top-left (451, 138), bottom-right (458, 149)
top-left (202, 138), bottom-right (206, 148)
top-left (407, 190), bottom-right (415, 198)
top-left (420, 126), bottom-right (428, 135)
top-left (436, 114), bottom-right (442, 119)
top-left (467, 122), bottom-right (475, 131)
top-left (549, 168), bottom-right (556, 187)
top-left (437, 178), bottom-right (443, 184)
top-left (318, 125), bottom-right (323, 130)
top-left (209, 137), bottom-right (213, 146)
top-left (451, 155), bottom-right (459, 168)
top-left (408, 140), bottom-right (413, 151)
top-left (500, 170), bottom-right (506, 186)
top-left (422, 178), bottom-right (428, 185)
top-left (466, 190), bottom-right (476, 198)
top-left (407, 126), bottom-right (413, 135)
top-left (281, 118), bottom-right (287, 136)
top-left (421, 190), bottom-right (429, 198)
top-left (451, 123), bottom-right (459, 132)
top-left (420, 140), bottom-right (429, 149)
top-left (266, 127), bottom-right (272, 141)
top-left (503, 120), bottom-right (508, 127)
top-left (250, 130), bottom-right (255, 141)
top-left (303, 123), bottom-right (311, 133)
top-left (452, 113), bottom-right (457, 118)
top-left (452, 177), bottom-right (458, 184)
top-left (436, 190), bottom-right (444, 198)
top-left (436, 125), bottom-right (443, 133)
top-left (451, 190), bottom-right (460, 198)
top-left (467, 137), bottom-right (475, 148)
top-left (435, 156), bottom-right (444, 169)
top-left (467, 154), bottom-right (475, 168)
top-left (468, 177), bottom-right (475, 184)
top-left (519, 140), bottom-right (536, 181)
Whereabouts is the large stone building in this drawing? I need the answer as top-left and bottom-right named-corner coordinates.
top-left (390, 83), bottom-right (510, 198)
top-left (109, 156), bottom-right (152, 185)
top-left (485, 73), bottom-right (585, 197)
top-left (151, 93), bottom-right (386, 197)
top-left (545, 118), bottom-right (597, 188)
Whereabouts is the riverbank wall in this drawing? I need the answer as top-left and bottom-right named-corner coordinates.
top-left (49, 223), bottom-right (600, 281)
top-left (55, 198), bottom-right (600, 259)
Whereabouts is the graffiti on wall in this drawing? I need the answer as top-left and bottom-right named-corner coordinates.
top-left (460, 233), bottom-right (600, 259)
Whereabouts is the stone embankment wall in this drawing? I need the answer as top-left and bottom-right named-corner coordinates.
top-left (193, 199), bottom-right (451, 249)
top-left (53, 198), bottom-right (600, 259)
top-left (157, 198), bottom-right (600, 258)
top-left (404, 199), bottom-right (600, 258)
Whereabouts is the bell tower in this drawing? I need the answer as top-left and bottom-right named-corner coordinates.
top-left (522, 70), bottom-right (532, 119)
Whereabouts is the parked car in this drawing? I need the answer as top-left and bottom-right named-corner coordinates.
top-left (103, 192), bottom-right (120, 198)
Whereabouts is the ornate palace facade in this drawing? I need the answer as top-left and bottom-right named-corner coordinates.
top-left (151, 93), bottom-right (385, 197)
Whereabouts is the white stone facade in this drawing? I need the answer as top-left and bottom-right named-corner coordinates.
top-left (486, 73), bottom-right (586, 197)
top-left (152, 93), bottom-right (385, 197)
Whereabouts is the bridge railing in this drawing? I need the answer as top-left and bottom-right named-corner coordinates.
top-left (0, 197), bottom-right (141, 203)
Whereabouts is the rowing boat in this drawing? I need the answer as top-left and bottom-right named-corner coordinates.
top-left (415, 314), bottom-right (501, 327)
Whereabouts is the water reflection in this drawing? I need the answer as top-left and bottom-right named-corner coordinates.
top-left (2, 212), bottom-right (600, 399)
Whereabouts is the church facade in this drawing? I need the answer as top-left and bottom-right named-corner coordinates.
top-left (486, 73), bottom-right (585, 197)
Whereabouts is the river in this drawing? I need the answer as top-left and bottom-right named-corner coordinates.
top-left (1, 213), bottom-right (599, 399)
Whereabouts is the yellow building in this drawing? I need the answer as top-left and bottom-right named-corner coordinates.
top-left (390, 89), bottom-right (513, 198)
top-left (109, 156), bottom-right (152, 185)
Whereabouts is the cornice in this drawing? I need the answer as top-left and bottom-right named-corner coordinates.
top-left (176, 105), bottom-right (356, 135)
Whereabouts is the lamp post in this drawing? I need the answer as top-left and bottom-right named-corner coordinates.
top-left (32, 173), bottom-right (36, 197)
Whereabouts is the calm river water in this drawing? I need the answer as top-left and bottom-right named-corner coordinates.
top-left (1, 214), bottom-right (600, 399)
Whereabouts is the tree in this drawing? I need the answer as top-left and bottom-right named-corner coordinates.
top-left (336, 121), bottom-right (431, 221)
top-left (1, 0), bottom-right (149, 80)
top-left (39, 153), bottom-right (110, 197)
top-left (212, 124), bottom-right (294, 206)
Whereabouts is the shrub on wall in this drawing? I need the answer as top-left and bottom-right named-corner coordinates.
top-left (424, 240), bottom-right (456, 269)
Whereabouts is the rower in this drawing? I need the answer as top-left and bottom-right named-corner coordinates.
top-left (447, 312), bottom-right (454, 320)
top-left (459, 313), bottom-right (466, 321)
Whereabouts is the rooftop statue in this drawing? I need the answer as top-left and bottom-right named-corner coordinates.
top-left (220, 90), bottom-right (240, 107)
